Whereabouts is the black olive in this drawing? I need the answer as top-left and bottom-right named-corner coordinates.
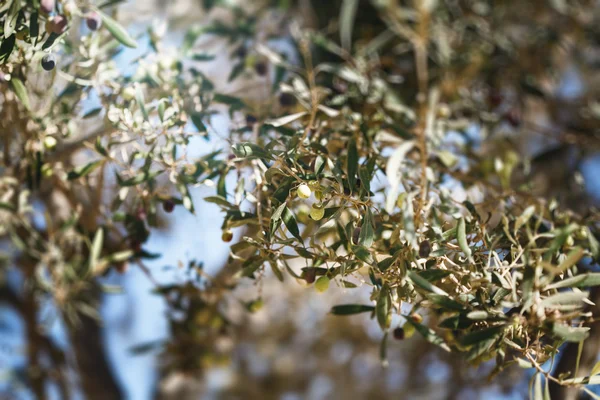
top-left (41, 54), bottom-right (56, 71)
top-left (163, 200), bottom-right (175, 213)
top-left (419, 240), bottom-right (431, 258)
top-left (393, 327), bottom-right (405, 340)
top-left (278, 92), bottom-right (297, 107)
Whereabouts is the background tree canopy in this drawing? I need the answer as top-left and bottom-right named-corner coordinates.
top-left (2, 0), bottom-right (600, 399)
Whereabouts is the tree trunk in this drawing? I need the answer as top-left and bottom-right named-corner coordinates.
top-left (63, 284), bottom-right (124, 400)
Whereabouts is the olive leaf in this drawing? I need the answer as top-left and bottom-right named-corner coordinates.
top-left (99, 11), bottom-right (138, 48)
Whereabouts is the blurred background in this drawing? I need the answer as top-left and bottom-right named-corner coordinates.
top-left (2, 0), bottom-right (600, 399)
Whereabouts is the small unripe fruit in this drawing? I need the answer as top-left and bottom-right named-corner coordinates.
top-left (163, 199), bottom-right (175, 213)
top-left (418, 240), bottom-right (431, 258)
top-left (314, 190), bottom-right (324, 201)
top-left (41, 164), bottom-right (53, 177)
top-left (403, 323), bottom-right (415, 338)
top-left (297, 183), bottom-right (311, 199)
top-left (575, 228), bottom-right (588, 240)
top-left (122, 86), bottom-right (136, 101)
top-left (315, 275), bottom-right (330, 292)
top-left (278, 92), bottom-right (297, 107)
top-left (565, 235), bottom-right (575, 248)
top-left (41, 54), bottom-right (56, 71)
top-left (437, 103), bottom-right (451, 119)
top-left (222, 229), bottom-right (233, 242)
top-left (40, 0), bottom-right (55, 14)
top-left (43, 136), bottom-right (57, 149)
top-left (86, 12), bottom-right (101, 31)
top-left (393, 327), bottom-right (405, 340)
top-left (46, 15), bottom-right (68, 35)
top-left (296, 203), bottom-right (310, 224)
top-left (310, 204), bottom-right (325, 221)
top-left (247, 298), bottom-right (263, 313)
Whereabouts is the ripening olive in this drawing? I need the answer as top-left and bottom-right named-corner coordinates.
top-left (222, 229), bottom-right (233, 242)
top-left (40, 0), bottom-right (55, 14)
top-left (46, 15), bottom-right (68, 34)
top-left (410, 313), bottom-right (423, 324)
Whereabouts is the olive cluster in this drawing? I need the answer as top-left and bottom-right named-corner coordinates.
top-left (39, 0), bottom-right (102, 72)
top-left (295, 182), bottom-right (325, 221)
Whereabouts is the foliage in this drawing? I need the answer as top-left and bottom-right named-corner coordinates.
top-left (1, 0), bottom-right (600, 398)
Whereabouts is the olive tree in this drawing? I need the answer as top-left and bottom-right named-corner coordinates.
top-left (1, 0), bottom-right (600, 399)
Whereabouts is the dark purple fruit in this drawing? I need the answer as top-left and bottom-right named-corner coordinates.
top-left (303, 268), bottom-right (316, 284)
top-left (86, 12), bottom-right (101, 31)
top-left (278, 92), bottom-right (297, 107)
top-left (393, 327), bottom-right (405, 340)
top-left (245, 114), bottom-right (257, 126)
top-left (115, 261), bottom-right (129, 274)
top-left (163, 199), bottom-right (175, 213)
top-left (41, 54), bottom-right (56, 71)
top-left (504, 108), bottom-right (521, 127)
top-left (418, 240), bottom-right (431, 258)
top-left (136, 207), bottom-right (147, 221)
top-left (130, 239), bottom-right (142, 253)
top-left (234, 46), bottom-right (247, 58)
top-left (254, 62), bottom-right (268, 76)
top-left (352, 226), bottom-right (361, 245)
top-left (488, 90), bottom-right (503, 108)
